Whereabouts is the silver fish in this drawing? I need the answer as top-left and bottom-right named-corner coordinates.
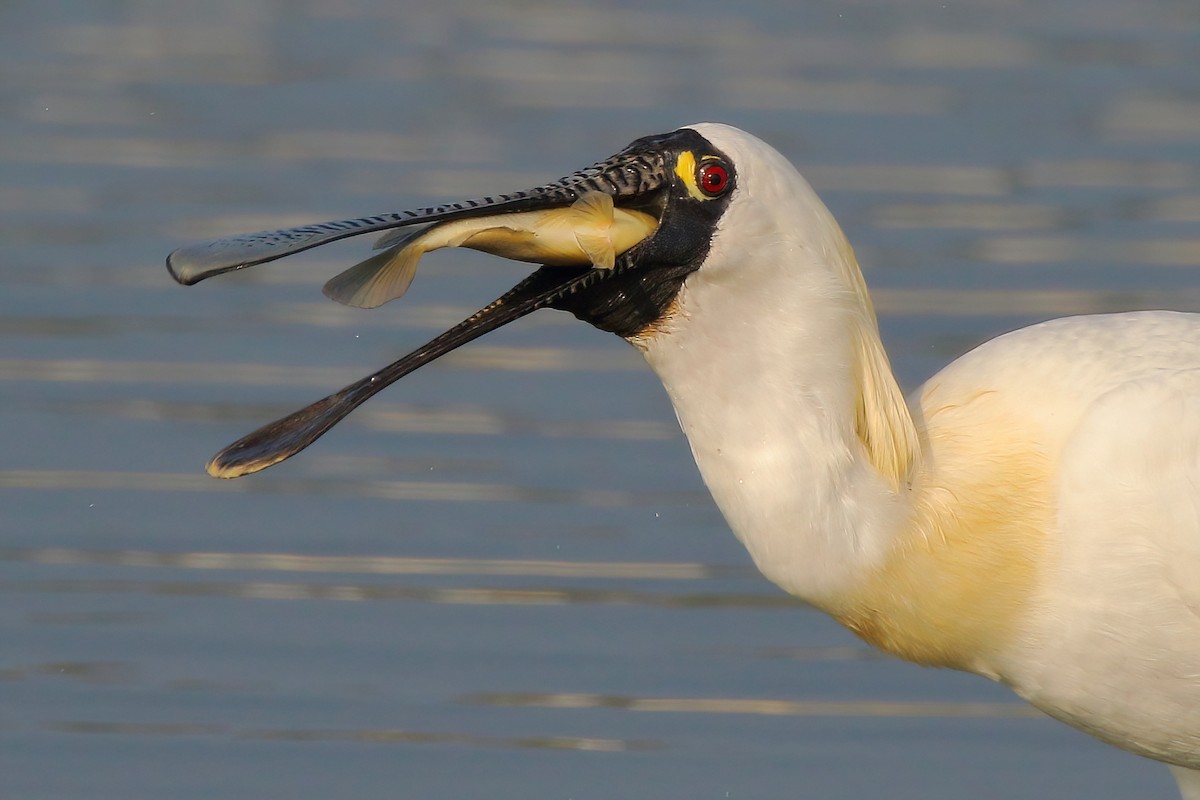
top-left (322, 191), bottom-right (658, 309)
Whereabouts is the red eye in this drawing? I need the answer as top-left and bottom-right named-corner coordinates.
top-left (697, 161), bottom-right (730, 197)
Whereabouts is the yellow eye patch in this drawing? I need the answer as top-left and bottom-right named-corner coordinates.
top-left (674, 151), bottom-right (707, 201)
top-left (675, 151), bottom-right (728, 201)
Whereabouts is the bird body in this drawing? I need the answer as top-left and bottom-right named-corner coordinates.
top-left (169, 122), bottom-right (1200, 796)
top-left (644, 125), bottom-right (1200, 779)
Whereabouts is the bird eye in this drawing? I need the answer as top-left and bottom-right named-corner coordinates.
top-left (697, 161), bottom-right (730, 197)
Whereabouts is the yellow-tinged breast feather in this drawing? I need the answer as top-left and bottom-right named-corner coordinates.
top-left (836, 391), bottom-right (1054, 672)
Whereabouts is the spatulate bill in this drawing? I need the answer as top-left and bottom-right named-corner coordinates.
top-left (167, 214), bottom-right (423, 285)
top-left (167, 141), bottom-right (673, 287)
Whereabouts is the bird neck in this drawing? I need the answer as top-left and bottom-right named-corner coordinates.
top-left (637, 216), bottom-right (919, 611)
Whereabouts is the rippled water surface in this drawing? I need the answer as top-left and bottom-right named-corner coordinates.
top-left (4, 2), bottom-right (1199, 798)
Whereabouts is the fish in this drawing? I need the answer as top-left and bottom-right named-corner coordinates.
top-left (322, 191), bottom-right (659, 309)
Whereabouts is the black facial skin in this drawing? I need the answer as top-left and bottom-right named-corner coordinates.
top-left (551, 134), bottom-right (736, 338)
top-left (183, 128), bottom-right (737, 477)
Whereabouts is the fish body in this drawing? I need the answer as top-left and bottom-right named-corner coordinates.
top-left (323, 191), bottom-right (657, 309)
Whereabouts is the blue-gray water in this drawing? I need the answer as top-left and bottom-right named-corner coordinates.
top-left (3, 2), bottom-right (1199, 798)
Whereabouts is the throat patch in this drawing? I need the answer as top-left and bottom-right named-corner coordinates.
top-left (548, 262), bottom-right (696, 339)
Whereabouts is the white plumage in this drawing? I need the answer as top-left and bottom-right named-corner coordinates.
top-left (644, 124), bottom-right (1200, 797)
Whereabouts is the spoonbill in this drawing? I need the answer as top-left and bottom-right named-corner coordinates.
top-left (168, 123), bottom-right (1200, 797)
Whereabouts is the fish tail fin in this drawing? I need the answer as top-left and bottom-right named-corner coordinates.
top-left (322, 244), bottom-right (422, 308)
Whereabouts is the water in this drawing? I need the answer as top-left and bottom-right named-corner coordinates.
top-left (3, 1), bottom-right (1198, 797)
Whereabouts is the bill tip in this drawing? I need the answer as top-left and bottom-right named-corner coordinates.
top-left (166, 249), bottom-right (209, 286)
top-left (205, 454), bottom-right (255, 479)
top-left (166, 252), bottom-right (191, 285)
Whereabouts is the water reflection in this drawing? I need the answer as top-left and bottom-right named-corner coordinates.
top-left (718, 76), bottom-right (951, 114)
top-left (0, 469), bottom-right (707, 505)
top-left (1143, 194), bottom-right (1200, 222)
top-left (874, 288), bottom-right (1200, 317)
top-left (1103, 95), bottom-right (1200, 141)
top-left (467, 692), bottom-right (1043, 719)
top-left (4, 546), bottom-right (726, 579)
top-left (17, 578), bottom-right (803, 609)
top-left (974, 235), bottom-right (1200, 266)
top-left (48, 720), bottom-right (659, 752)
top-left (0, 349), bottom-right (639, 387)
top-left (2, 660), bottom-right (132, 683)
top-left (872, 202), bottom-right (1065, 230)
top-left (1020, 159), bottom-right (1198, 189)
top-left (6, 546), bottom-right (798, 610)
top-left (803, 164), bottom-right (1010, 195)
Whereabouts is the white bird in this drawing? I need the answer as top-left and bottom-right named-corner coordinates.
top-left (167, 123), bottom-right (1200, 797)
